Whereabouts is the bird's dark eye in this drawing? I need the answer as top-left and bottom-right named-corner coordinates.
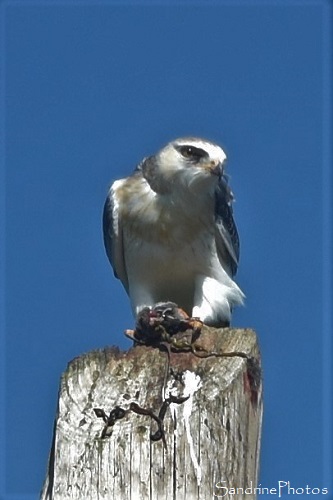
top-left (180, 146), bottom-right (195, 158)
top-left (176, 145), bottom-right (208, 162)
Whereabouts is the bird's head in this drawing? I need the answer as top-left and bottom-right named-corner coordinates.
top-left (140, 137), bottom-right (227, 195)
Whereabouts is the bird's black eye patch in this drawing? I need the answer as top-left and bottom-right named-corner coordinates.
top-left (176, 145), bottom-right (209, 162)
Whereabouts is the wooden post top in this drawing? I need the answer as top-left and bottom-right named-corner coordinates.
top-left (41, 327), bottom-right (263, 500)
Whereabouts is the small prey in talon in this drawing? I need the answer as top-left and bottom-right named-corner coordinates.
top-left (124, 301), bottom-right (203, 346)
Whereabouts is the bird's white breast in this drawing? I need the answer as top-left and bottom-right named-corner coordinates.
top-left (114, 175), bottom-right (225, 312)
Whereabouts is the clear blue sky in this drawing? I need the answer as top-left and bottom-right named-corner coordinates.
top-left (1, 1), bottom-right (332, 497)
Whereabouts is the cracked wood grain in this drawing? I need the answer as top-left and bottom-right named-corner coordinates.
top-left (41, 327), bottom-right (263, 500)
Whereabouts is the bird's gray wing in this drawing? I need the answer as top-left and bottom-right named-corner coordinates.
top-left (214, 174), bottom-right (240, 277)
top-left (103, 186), bottom-right (129, 293)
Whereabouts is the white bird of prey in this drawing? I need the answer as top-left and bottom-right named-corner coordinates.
top-left (103, 137), bottom-right (244, 327)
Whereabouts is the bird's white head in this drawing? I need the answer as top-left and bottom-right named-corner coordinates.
top-left (140, 137), bottom-right (227, 195)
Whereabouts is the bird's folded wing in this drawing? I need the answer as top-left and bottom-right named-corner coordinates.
top-left (214, 175), bottom-right (240, 277)
top-left (103, 184), bottom-right (129, 293)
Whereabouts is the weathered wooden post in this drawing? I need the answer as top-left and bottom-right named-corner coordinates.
top-left (41, 326), bottom-right (262, 500)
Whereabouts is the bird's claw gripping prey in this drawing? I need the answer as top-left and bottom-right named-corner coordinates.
top-left (124, 301), bottom-right (203, 346)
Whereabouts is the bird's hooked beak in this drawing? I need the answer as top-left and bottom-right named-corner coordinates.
top-left (206, 159), bottom-right (225, 177)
